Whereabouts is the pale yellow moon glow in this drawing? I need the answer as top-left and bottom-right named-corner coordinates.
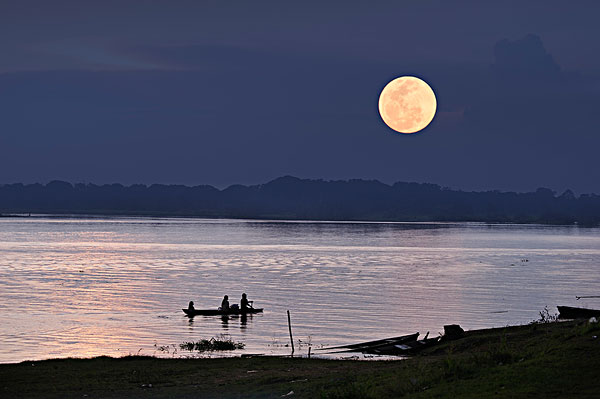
top-left (378, 76), bottom-right (437, 134)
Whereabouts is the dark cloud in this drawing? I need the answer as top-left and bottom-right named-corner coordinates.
top-left (454, 35), bottom-right (599, 192)
top-left (493, 34), bottom-right (561, 79)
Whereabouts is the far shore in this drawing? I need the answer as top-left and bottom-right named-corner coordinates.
top-left (1, 176), bottom-right (598, 226)
top-left (2, 319), bottom-right (599, 398)
top-left (0, 212), bottom-right (595, 228)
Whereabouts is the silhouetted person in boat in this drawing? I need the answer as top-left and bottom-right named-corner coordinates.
top-left (187, 301), bottom-right (195, 312)
top-left (240, 293), bottom-right (253, 311)
top-left (220, 295), bottom-right (230, 311)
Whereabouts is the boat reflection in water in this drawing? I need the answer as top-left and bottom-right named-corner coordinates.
top-left (221, 315), bottom-right (229, 330)
top-left (219, 313), bottom-right (254, 330)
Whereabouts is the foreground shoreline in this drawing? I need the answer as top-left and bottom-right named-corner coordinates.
top-left (2, 320), bottom-right (599, 398)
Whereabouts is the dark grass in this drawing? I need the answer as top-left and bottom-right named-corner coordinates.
top-left (1, 320), bottom-right (600, 398)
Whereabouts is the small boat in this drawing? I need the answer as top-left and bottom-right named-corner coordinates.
top-left (368, 336), bottom-right (440, 356)
top-left (317, 332), bottom-right (420, 353)
top-left (183, 308), bottom-right (263, 317)
top-left (557, 305), bottom-right (600, 319)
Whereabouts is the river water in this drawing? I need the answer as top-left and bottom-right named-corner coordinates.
top-left (0, 216), bottom-right (599, 363)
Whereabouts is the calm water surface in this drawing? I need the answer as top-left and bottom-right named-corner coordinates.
top-left (0, 216), bottom-right (599, 363)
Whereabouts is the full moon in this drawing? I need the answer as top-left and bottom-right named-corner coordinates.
top-left (378, 76), bottom-right (437, 134)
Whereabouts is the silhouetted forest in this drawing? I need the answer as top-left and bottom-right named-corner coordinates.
top-left (0, 176), bottom-right (599, 225)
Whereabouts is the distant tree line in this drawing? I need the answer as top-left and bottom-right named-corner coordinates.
top-left (0, 176), bottom-right (599, 226)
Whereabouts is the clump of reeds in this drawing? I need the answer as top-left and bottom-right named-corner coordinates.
top-left (531, 306), bottom-right (558, 324)
top-left (179, 335), bottom-right (245, 352)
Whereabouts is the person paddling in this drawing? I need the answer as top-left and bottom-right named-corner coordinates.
top-left (240, 293), bottom-right (253, 311)
top-left (187, 301), bottom-right (195, 312)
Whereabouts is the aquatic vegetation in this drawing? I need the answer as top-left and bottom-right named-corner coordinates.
top-left (179, 335), bottom-right (245, 352)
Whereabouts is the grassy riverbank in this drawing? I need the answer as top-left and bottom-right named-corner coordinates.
top-left (2, 319), bottom-right (599, 398)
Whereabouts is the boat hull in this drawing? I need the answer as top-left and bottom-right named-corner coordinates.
top-left (557, 305), bottom-right (600, 319)
top-left (183, 308), bottom-right (263, 316)
top-left (369, 337), bottom-right (440, 356)
top-left (317, 332), bottom-right (420, 353)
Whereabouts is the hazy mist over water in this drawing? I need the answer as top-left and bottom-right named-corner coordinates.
top-left (0, 216), bottom-right (599, 363)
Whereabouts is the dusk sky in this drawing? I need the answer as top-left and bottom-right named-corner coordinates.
top-left (1, 1), bottom-right (599, 193)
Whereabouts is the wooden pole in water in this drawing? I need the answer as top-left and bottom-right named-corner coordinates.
top-left (287, 310), bottom-right (295, 356)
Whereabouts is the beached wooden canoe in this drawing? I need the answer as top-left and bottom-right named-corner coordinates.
top-left (317, 332), bottom-right (419, 353)
top-left (557, 305), bottom-right (600, 319)
top-left (367, 336), bottom-right (440, 356)
top-left (183, 308), bottom-right (263, 316)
